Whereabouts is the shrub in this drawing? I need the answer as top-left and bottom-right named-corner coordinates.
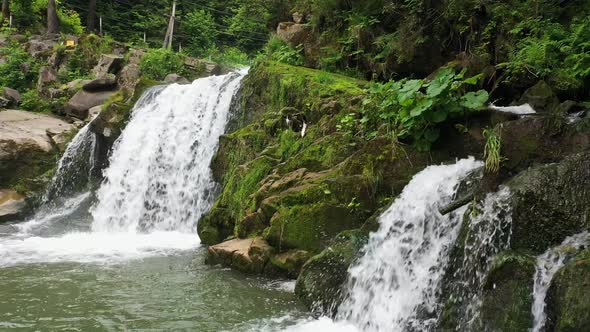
top-left (258, 37), bottom-right (304, 66)
top-left (0, 44), bottom-right (38, 91)
top-left (183, 9), bottom-right (218, 57)
top-left (140, 48), bottom-right (185, 81)
top-left (353, 68), bottom-right (489, 151)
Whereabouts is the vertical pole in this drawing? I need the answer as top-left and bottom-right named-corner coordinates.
top-left (9, 14), bottom-right (12, 28)
top-left (178, 42), bottom-right (182, 53)
top-left (99, 16), bottom-right (103, 35)
top-left (167, 0), bottom-right (176, 50)
top-left (143, 31), bottom-right (147, 43)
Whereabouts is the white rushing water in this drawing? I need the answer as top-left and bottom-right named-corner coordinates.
top-left (488, 103), bottom-right (537, 115)
top-left (283, 158), bottom-right (483, 332)
top-left (531, 232), bottom-right (590, 332)
top-left (0, 71), bottom-right (246, 267)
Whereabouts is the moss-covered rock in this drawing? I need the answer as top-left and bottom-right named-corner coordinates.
top-left (479, 252), bottom-right (536, 331)
top-left (545, 250), bottom-right (590, 332)
top-left (507, 151), bottom-right (590, 254)
top-left (267, 250), bottom-right (312, 278)
top-left (295, 229), bottom-right (369, 315)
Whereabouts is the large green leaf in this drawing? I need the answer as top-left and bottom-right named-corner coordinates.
top-left (461, 90), bottom-right (489, 109)
top-left (410, 98), bottom-right (433, 117)
top-left (426, 68), bottom-right (454, 97)
top-left (398, 79), bottom-right (422, 106)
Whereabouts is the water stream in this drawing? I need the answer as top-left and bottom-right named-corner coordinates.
top-left (0, 71), bottom-right (307, 331)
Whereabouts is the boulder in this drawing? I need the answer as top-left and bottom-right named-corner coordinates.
top-left (506, 151), bottom-right (590, 254)
top-left (87, 106), bottom-right (102, 121)
top-left (546, 250), bottom-right (590, 331)
top-left (37, 66), bottom-right (58, 93)
top-left (277, 22), bottom-right (312, 47)
top-left (26, 38), bottom-right (57, 58)
top-left (518, 81), bottom-right (559, 113)
top-left (0, 189), bottom-right (26, 222)
top-left (479, 252), bottom-right (535, 331)
top-left (184, 57), bottom-right (222, 76)
top-left (117, 64), bottom-right (142, 93)
top-left (0, 110), bottom-right (75, 192)
top-left (267, 250), bottom-right (312, 278)
top-left (292, 12), bottom-right (306, 24)
top-left (1, 88), bottom-right (21, 106)
top-left (82, 76), bottom-right (118, 92)
top-left (65, 79), bottom-right (92, 94)
top-left (65, 90), bottom-right (116, 120)
top-left (295, 230), bottom-right (369, 314)
top-left (92, 54), bottom-right (125, 78)
top-left (206, 237), bottom-right (275, 274)
top-left (128, 49), bottom-right (145, 65)
top-left (164, 73), bottom-right (190, 84)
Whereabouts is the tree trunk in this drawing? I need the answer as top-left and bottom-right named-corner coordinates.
top-left (47, 0), bottom-right (59, 34)
top-left (87, 0), bottom-right (97, 32)
top-left (1, 0), bottom-right (9, 24)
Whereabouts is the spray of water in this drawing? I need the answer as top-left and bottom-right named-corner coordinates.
top-left (531, 232), bottom-right (590, 332)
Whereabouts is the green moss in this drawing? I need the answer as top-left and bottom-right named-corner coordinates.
top-left (479, 251), bottom-right (536, 332)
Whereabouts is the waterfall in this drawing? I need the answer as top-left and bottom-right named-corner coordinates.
top-left (0, 70), bottom-right (246, 267)
top-left (42, 122), bottom-right (98, 204)
top-left (335, 158), bottom-right (482, 331)
top-left (531, 232), bottom-right (590, 332)
top-left (91, 71), bottom-right (245, 233)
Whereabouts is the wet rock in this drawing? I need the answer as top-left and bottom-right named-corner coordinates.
top-left (479, 252), bottom-right (535, 331)
top-left (0, 189), bottom-right (26, 222)
top-left (267, 250), bottom-right (311, 278)
top-left (184, 57), bottom-right (221, 76)
top-left (164, 73), bottom-right (190, 84)
top-left (546, 250), bottom-right (590, 331)
top-left (518, 81), bottom-right (559, 113)
top-left (93, 54), bottom-right (125, 78)
top-left (1, 88), bottom-right (21, 106)
top-left (507, 151), bottom-right (590, 254)
top-left (295, 230), bottom-right (368, 314)
top-left (82, 76), bottom-right (118, 92)
top-left (206, 237), bottom-right (275, 274)
top-left (65, 90), bottom-right (116, 120)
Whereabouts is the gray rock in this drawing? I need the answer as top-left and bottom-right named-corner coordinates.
top-left (277, 22), bottom-right (312, 47)
top-left (117, 64), bottom-right (141, 93)
top-left (37, 66), bottom-right (58, 93)
top-left (128, 49), bottom-right (145, 65)
top-left (1, 88), bottom-right (20, 106)
top-left (164, 73), bottom-right (190, 84)
top-left (65, 90), bottom-right (116, 120)
top-left (82, 76), bottom-right (118, 92)
top-left (292, 12), bottom-right (305, 24)
top-left (518, 80), bottom-right (559, 113)
top-left (27, 38), bottom-right (57, 58)
top-left (93, 54), bottom-right (125, 78)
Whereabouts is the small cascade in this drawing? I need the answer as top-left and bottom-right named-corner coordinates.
top-left (336, 158), bottom-right (482, 331)
top-left (92, 71), bottom-right (246, 233)
top-left (531, 232), bottom-right (590, 332)
top-left (449, 187), bottom-right (513, 330)
top-left (42, 122), bottom-right (98, 204)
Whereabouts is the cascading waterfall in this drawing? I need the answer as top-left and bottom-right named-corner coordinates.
top-left (531, 232), bottom-right (590, 332)
top-left (0, 70), bottom-right (246, 267)
top-left (449, 187), bottom-right (513, 330)
top-left (42, 122), bottom-right (98, 204)
top-left (334, 158), bottom-right (482, 331)
top-left (92, 71), bottom-right (245, 233)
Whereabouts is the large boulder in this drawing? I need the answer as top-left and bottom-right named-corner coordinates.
top-left (518, 81), bottom-right (559, 113)
top-left (506, 151), bottom-right (590, 254)
top-left (82, 76), bottom-right (118, 92)
top-left (92, 54), bottom-right (125, 78)
top-left (65, 90), bottom-right (117, 120)
top-left (1, 88), bottom-right (21, 107)
top-left (26, 38), bottom-right (57, 59)
top-left (117, 64), bottom-right (142, 93)
top-left (478, 252), bottom-right (535, 331)
top-left (206, 237), bottom-right (274, 274)
top-left (164, 73), bottom-right (190, 84)
top-left (546, 250), bottom-right (590, 331)
top-left (295, 230), bottom-right (368, 314)
top-left (276, 22), bottom-right (312, 47)
top-left (0, 110), bottom-right (75, 192)
top-left (0, 189), bottom-right (26, 222)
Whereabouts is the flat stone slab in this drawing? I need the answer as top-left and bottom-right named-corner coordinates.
top-left (0, 110), bottom-right (75, 159)
top-left (206, 237), bottom-right (274, 274)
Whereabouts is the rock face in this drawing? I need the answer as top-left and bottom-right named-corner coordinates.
top-left (0, 189), bottom-right (26, 222)
top-left (546, 250), bottom-right (590, 331)
top-left (164, 73), bottom-right (190, 84)
top-left (65, 90), bottom-right (116, 120)
top-left (93, 54), bottom-right (125, 78)
top-left (0, 110), bottom-right (75, 193)
top-left (206, 237), bottom-right (274, 274)
top-left (507, 151), bottom-right (590, 254)
top-left (37, 66), bottom-right (58, 93)
top-left (82, 76), bottom-right (118, 92)
top-left (117, 64), bottom-right (142, 93)
top-left (2, 88), bottom-right (21, 107)
top-left (277, 22), bottom-right (312, 47)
